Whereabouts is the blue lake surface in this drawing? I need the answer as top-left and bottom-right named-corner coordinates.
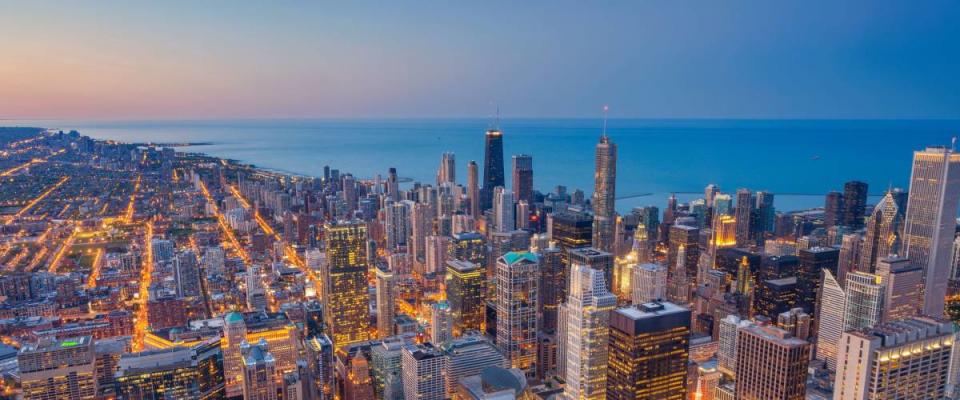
top-left (6, 118), bottom-right (960, 212)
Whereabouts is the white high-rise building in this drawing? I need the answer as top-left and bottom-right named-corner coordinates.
top-left (834, 317), bottom-right (955, 400)
top-left (815, 269), bottom-right (846, 371)
top-left (430, 301), bottom-right (452, 345)
top-left (902, 146), bottom-right (960, 316)
top-left (631, 263), bottom-right (667, 304)
top-left (716, 314), bottom-right (753, 378)
top-left (559, 263), bottom-right (617, 400)
top-left (493, 187), bottom-right (516, 233)
top-left (375, 265), bottom-right (396, 338)
top-left (401, 344), bottom-right (448, 400)
top-left (437, 152), bottom-right (456, 185)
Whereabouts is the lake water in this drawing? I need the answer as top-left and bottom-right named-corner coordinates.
top-left (6, 118), bottom-right (960, 212)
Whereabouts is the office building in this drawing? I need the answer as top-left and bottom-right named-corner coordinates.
top-left (437, 152), bottom-right (455, 185)
top-left (512, 154), bottom-right (533, 204)
top-left (824, 191), bottom-right (844, 228)
top-left (734, 324), bottom-right (810, 400)
top-left (632, 263), bottom-right (666, 304)
top-left (431, 301), bottom-right (453, 345)
top-left (843, 271), bottom-right (886, 332)
top-left (537, 246), bottom-right (565, 332)
top-left (445, 260), bottom-right (485, 336)
top-left (467, 160), bottom-right (480, 219)
top-left (903, 146), bottom-right (960, 316)
top-left (607, 302), bottom-right (691, 400)
top-left (815, 269), bottom-right (846, 371)
top-left (240, 339), bottom-right (278, 400)
top-left (734, 189), bottom-right (754, 247)
top-left (876, 256), bottom-right (922, 322)
top-left (841, 181), bottom-right (869, 229)
top-left (716, 315), bottom-right (753, 378)
top-left (493, 187), bottom-right (516, 233)
top-left (834, 317), bottom-right (954, 400)
top-left (568, 247), bottom-right (614, 292)
top-left (860, 189), bottom-right (907, 272)
top-left (441, 335), bottom-right (507, 396)
top-left (323, 220), bottom-right (371, 348)
top-left (754, 277), bottom-right (800, 321)
top-left (481, 127), bottom-right (505, 211)
top-left (558, 263), bottom-right (617, 400)
top-left (19, 336), bottom-right (97, 400)
top-left (116, 339), bottom-right (225, 400)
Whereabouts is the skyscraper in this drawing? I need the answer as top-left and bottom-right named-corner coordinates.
top-left (902, 146), bottom-right (960, 316)
top-left (734, 189), bottom-right (754, 247)
top-left (116, 339), bottom-right (225, 400)
top-left (376, 264), bottom-right (397, 338)
top-left (824, 191), bottom-right (844, 228)
top-left (842, 271), bottom-right (886, 332)
top-left (755, 191), bottom-right (776, 234)
top-left (402, 343), bottom-right (448, 400)
top-left (323, 220), bottom-right (371, 348)
top-left (568, 247), bottom-right (614, 292)
top-left (512, 154), bottom-right (533, 204)
top-left (493, 187), bottom-right (516, 233)
top-left (559, 263), bottom-right (617, 400)
top-left (592, 132), bottom-right (617, 253)
top-left (537, 246), bottom-right (565, 332)
top-left (815, 269), bottom-right (845, 371)
top-left (632, 263), bottom-right (667, 304)
top-left (834, 317), bottom-right (955, 400)
top-left (875, 256), bottom-right (922, 322)
top-left (19, 336), bottom-right (97, 400)
top-left (437, 152), bottom-right (455, 185)
top-left (606, 302), bottom-right (691, 400)
top-left (467, 161), bottom-right (480, 220)
top-left (445, 260), bottom-right (485, 336)
top-left (240, 339), bottom-right (278, 400)
top-left (841, 180), bottom-right (869, 229)
top-left (859, 188), bottom-right (907, 272)
top-left (430, 300), bottom-right (453, 345)
top-left (495, 251), bottom-right (539, 378)
top-left (734, 324), bottom-right (810, 400)
top-left (481, 127), bottom-right (505, 211)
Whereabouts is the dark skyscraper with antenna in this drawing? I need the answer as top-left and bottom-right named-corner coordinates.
top-left (481, 123), bottom-right (505, 211)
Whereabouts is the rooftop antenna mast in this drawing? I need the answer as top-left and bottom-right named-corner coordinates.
top-left (601, 105), bottom-right (609, 140)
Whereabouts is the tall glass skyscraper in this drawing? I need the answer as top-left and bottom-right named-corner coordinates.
top-left (903, 145), bottom-right (960, 316)
top-left (592, 134), bottom-right (617, 253)
top-left (481, 128), bottom-right (504, 211)
top-left (323, 220), bottom-right (372, 348)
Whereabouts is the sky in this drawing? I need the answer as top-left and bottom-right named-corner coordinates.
top-left (1, 1), bottom-right (959, 119)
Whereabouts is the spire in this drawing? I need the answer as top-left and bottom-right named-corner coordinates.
top-left (600, 105), bottom-right (609, 143)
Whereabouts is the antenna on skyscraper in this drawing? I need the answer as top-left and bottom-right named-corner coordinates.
top-left (601, 105), bottom-right (609, 140)
top-left (495, 104), bottom-right (501, 131)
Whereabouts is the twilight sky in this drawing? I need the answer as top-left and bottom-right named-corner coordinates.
top-left (1, 1), bottom-right (959, 119)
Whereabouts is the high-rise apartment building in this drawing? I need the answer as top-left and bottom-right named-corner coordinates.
top-left (402, 343), bottom-right (448, 400)
top-left (376, 264), bottom-right (397, 338)
top-left (495, 251), bottom-right (539, 378)
top-left (734, 189), bottom-right (754, 247)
